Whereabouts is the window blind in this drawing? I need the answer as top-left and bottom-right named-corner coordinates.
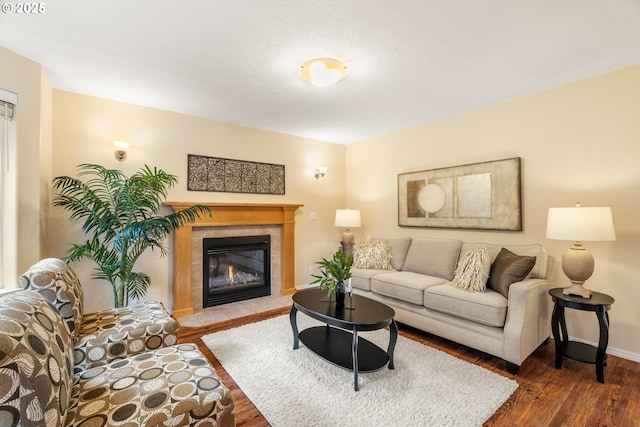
top-left (0, 101), bottom-right (14, 119)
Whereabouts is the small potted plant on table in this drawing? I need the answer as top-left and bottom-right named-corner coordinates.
top-left (310, 249), bottom-right (352, 306)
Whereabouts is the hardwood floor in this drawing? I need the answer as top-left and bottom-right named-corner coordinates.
top-left (179, 307), bottom-right (640, 427)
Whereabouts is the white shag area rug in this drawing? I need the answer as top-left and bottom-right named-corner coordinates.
top-left (202, 314), bottom-right (518, 427)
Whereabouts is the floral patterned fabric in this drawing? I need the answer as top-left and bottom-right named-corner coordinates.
top-left (19, 257), bottom-right (84, 339)
top-left (0, 290), bottom-right (75, 426)
top-left (66, 343), bottom-right (235, 427)
top-left (73, 301), bottom-right (179, 372)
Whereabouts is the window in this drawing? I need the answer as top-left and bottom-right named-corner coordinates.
top-left (0, 88), bottom-right (18, 289)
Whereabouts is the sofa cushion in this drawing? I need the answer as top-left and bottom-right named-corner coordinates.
top-left (0, 290), bottom-right (75, 426)
top-left (424, 284), bottom-right (508, 327)
top-left (73, 301), bottom-right (179, 372)
top-left (369, 235), bottom-right (412, 271)
top-left (350, 268), bottom-right (391, 291)
top-left (488, 248), bottom-right (536, 298)
top-left (401, 238), bottom-right (462, 280)
top-left (66, 343), bottom-right (235, 426)
top-left (371, 271), bottom-right (447, 305)
top-left (353, 239), bottom-right (393, 270)
top-left (19, 257), bottom-right (84, 338)
top-left (452, 246), bottom-right (491, 292)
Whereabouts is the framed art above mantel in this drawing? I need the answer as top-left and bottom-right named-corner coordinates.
top-left (398, 157), bottom-right (522, 231)
top-left (187, 154), bottom-right (285, 195)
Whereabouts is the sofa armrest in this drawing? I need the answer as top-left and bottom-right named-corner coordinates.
top-left (502, 277), bottom-right (554, 367)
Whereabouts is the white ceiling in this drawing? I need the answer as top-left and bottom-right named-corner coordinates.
top-left (1, 1), bottom-right (639, 144)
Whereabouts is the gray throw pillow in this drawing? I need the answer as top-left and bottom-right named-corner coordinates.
top-left (488, 248), bottom-right (536, 298)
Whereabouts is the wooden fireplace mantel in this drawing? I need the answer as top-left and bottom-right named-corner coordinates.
top-left (165, 202), bottom-right (303, 318)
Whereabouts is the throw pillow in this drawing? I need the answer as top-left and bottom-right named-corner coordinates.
top-left (452, 247), bottom-right (491, 292)
top-left (353, 239), bottom-right (393, 270)
top-left (369, 235), bottom-right (412, 270)
top-left (488, 248), bottom-right (536, 298)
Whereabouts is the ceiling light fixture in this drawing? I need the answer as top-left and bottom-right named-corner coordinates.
top-left (301, 58), bottom-right (347, 86)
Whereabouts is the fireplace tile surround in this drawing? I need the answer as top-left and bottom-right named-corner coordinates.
top-left (166, 202), bottom-right (302, 318)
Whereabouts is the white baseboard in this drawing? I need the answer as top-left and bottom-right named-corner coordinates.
top-left (609, 346), bottom-right (640, 363)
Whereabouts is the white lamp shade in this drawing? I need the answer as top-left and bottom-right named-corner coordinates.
top-left (546, 207), bottom-right (616, 242)
top-left (334, 209), bottom-right (361, 228)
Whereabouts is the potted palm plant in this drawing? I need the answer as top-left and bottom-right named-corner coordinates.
top-left (310, 249), bottom-right (352, 306)
top-left (52, 163), bottom-right (211, 308)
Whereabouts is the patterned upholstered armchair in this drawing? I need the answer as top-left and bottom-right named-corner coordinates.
top-left (19, 258), bottom-right (179, 372)
top-left (0, 290), bottom-right (235, 426)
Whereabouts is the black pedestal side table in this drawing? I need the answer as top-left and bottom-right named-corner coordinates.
top-left (549, 287), bottom-right (614, 383)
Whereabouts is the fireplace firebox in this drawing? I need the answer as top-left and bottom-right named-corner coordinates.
top-left (202, 235), bottom-right (271, 307)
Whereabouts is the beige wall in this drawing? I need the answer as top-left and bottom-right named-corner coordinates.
top-left (0, 46), bottom-right (52, 275)
top-left (6, 44), bottom-right (639, 362)
top-left (346, 65), bottom-right (640, 361)
top-left (49, 90), bottom-right (346, 313)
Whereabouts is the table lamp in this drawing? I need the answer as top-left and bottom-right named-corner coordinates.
top-left (546, 204), bottom-right (615, 298)
top-left (334, 209), bottom-right (361, 257)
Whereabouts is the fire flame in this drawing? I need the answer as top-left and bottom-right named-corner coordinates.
top-left (228, 265), bottom-right (234, 283)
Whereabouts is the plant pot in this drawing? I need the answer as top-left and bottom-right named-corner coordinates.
top-left (335, 282), bottom-right (346, 307)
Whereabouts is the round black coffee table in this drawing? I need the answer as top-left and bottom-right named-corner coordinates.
top-left (290, 288), bottom-right (397, 391)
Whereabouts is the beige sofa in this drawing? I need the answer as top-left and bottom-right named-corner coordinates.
top-left (350, 236), bottom-right (554, 374)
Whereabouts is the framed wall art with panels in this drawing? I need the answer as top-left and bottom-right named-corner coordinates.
top-left (188, 154), bottom-right (285, 195)
top-left (398, 157), bottom-right (522, 230)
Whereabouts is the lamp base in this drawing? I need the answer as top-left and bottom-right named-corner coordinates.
top-left (563, 283), bottom-right (592, 298)
top-left (341, 229), bottom-right (355, 258)
top-left (561, 245), bottom-right (594, 299)
top-left (340, 240), bottom-right (354, 258)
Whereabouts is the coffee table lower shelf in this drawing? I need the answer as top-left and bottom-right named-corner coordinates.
top-left (299, 326), bottom-right (389, 372)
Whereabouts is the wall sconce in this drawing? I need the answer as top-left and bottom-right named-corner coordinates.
top-left (314, 166), bottom-right (328, 180)
top-left (113, 140), bottom-right (130, 162)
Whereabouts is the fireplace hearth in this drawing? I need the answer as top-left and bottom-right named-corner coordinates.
top-left (203, 235), bottom-right (271, 307)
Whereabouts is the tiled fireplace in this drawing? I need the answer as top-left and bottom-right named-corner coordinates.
top-left (202, 234), bottom-right (272, 307)
top-left (195, 226), bottom-right (279, 311)
top-left (165, 202), bottom-right (302, 318)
